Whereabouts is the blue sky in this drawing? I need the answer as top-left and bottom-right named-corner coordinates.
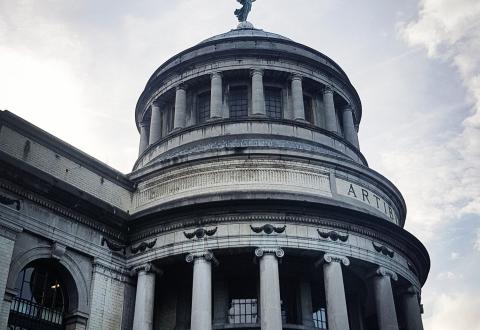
top-left (1, 0), bottom-right (479, 328)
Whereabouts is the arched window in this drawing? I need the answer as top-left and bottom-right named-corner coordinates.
top-left (9, 261), bottom-right (68, 330)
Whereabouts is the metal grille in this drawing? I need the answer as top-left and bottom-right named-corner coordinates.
top-left (313, 308), bottom-right (328, 329)
top-left (197, 92), bottom-right (211, 123)
top-left (9, 297), bottom-right (64, 329)
top-left (228, 86), bottom-right (248, 118)
top-left (228, 298), bottom-right (258, 324)
top-left (265, 87), bottom-right (282, 119)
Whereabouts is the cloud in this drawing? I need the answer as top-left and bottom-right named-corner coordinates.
top-left (423, 293), bottom-right (480, 330)
top-left (475, 229), bottom-right (480, 252)
top-left (388, 0), bottom-right (480, 240)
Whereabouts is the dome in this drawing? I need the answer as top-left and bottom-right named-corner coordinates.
top-left (199, 27), bottom-right (292, 44)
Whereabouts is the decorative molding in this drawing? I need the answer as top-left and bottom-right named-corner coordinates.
top-left (93, 262), bottom-right (131, 282)
top-left (130, 263), bottom-right (163, 276)
top-left (0, 179), bottom-right (123, 238)
top-left (185, 250), bottom-right (218, 265)
top-left (254, 247), bottom-right (285, 258)
top-left (184, 227), bottom-right (217, 239)
top-left (322, 253), bottom-right (350, 266)
top-left (375, 267), bottom-right (398, 281)
top-left (0, 194), bottom-right (20, 210)
top-left (101, 237), bottom-right (126, 255)
top-left (131, 239), bottom-right (157, 254)
top-left (250, 224), bottom-right (286, 235)
top-left (51, 242), bottom-right (66, 260)
top-left (317, 229), bottom-right (349, 242)
top-left (372, 242), bottom-right (395, 258)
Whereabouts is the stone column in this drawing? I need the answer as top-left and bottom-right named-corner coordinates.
top-left (299, 277), bottom-right (314, 327)
top-left (138, 121), bottom-right (150, 156)
top-left (0, 223), bottom-right (18, 330)
top-left (252, 69), bottom-right (266, 116)
top-left (174, 85), bottom-right (187, 129)
top-left (291, 75), bottom-right (305, 121)
top-left (186, 251), bottom-right (216, 330)
top-left (323, 86), bottom-right (338, 133)
top-left (322, 254), bottom-right (350, 330)
top-left (149, 102), bottom-right (162, 145)
top-left (371, 267), bottom-right (399, 330)
top-left (132, 264), bottom-right (161, 330)
top-left (401, 287), bottom-right (424, 330)
top-left (255, 247), bottom-right (284, 330)
top-left (342, 105), bottom-right (359, 148)
top-left (210, 72), bottom-right (223, 119)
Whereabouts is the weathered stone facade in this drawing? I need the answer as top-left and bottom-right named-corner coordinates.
top-left (0, 25), bottom-right (429, 330)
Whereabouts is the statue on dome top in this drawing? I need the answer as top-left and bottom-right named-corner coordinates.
top-left (235, 0), bottom-right (256, 22)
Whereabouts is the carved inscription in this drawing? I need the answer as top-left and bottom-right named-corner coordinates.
top-left (336, 178), bottom-right (398, 223)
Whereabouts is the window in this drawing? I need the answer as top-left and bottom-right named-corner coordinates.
top-left (313, 308), bottom-right (328, 329)
top-left (304, 95), bottom-right (314, 124)
top-left (228, 86), bottom-right (248, 118)
top-left (265, 87), bottom-right (282, 119)
top-left (197, 91), bottom-right (211, 123)
top-left (228, 298), bottom-right (258, 324)
top-left (9, 262), bottom-right (67, 329)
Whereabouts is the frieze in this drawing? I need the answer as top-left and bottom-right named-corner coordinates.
top-left (135, 161), bottom-right (331, 210)
top-left (0, 194), bottom-right (20, 210)
top-left (250, 224), bottom-right (286, 235)
top-left (372, 242), bottom-right (395, 258)
top-left (131, 239), bottom-right (157, 254)
top-left (101, 237), bottom-right (126, 255)
top-left (184, 227), bottom-right (217, 239)
top-left (317, 229), bottom-right (349, 242)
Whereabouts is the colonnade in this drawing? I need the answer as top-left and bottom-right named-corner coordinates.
top-left (130, 249), bottom-right (424, 330)
top-left (138, 70), bottom-right (360, 156)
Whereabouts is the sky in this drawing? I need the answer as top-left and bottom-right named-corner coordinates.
top-left (1, 0), bottom-right (479, 328)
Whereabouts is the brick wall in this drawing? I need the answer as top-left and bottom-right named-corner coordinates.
top-left (0, 234), bottom-right (15, 329)
top-left (87, 267), bottom-right (127, 330)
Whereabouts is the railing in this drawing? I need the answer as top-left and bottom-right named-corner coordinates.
top-left (9, 297), bottom-right (64, 329)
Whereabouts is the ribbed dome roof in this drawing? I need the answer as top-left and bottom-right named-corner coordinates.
top-left (200, 27), bottom-right (292, 44)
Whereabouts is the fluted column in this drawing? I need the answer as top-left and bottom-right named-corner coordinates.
top-left (323, 86), bottom-right (338, 133)
top-left (149, 102), bottom-right (162, 145)
top-left (174, 85), bottom-right (187, 129)
top-left (132, 263), bottom-right (161, 330)
top-left (401, 287), bottom-right (424, 330)
top-left (342, 105), bottom-right (359, 148)
top-left (299, 277), bottom-right (314, 327)
top-left (322, 254), bottom-right (350, 330)
top-left (186, 251), bottom-right (216, 330)
top-left (210, 72), bottom-right (223, 119)
top-left (291, 75), bottom-right (305, 121)
top-left (372, 267), bottom-right (399, 330)
top-left (252, 69), bottom-right (266, 116)
top-left (138, 121), bottom-right (149, 155)
top-left (255, 247), bottom-right (284, 330)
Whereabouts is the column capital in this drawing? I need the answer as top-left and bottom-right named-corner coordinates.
top-left (291, 73), bottom-right (303, 81)
top-left (211, 71), bottom-right (223, 79)
top-left (323, 85), bottom-right (334, 94)
top-left (400, 285), bottom-right (421, 297)
top-left (131, 263), bottom-right (163, 276)
top-left (139, 120), bottom-right (149, 128)
top-left (343, 104), bottom-right (354, 113)
top-left (176, 83), bottom-right (187, 91)
top-left (186, 250), bottom-right (218, 265)
top-left (320, 253), bottom-right (350, 266)
top-left (251, 68), bottom-right (264, 76)
top-left (372, 267), bottom-right (398, 281)
top-left (255, 247), bottom-right (284, 258)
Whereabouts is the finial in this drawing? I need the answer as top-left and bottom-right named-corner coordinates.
top-left (234, 0), bottom-right (256, 29)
